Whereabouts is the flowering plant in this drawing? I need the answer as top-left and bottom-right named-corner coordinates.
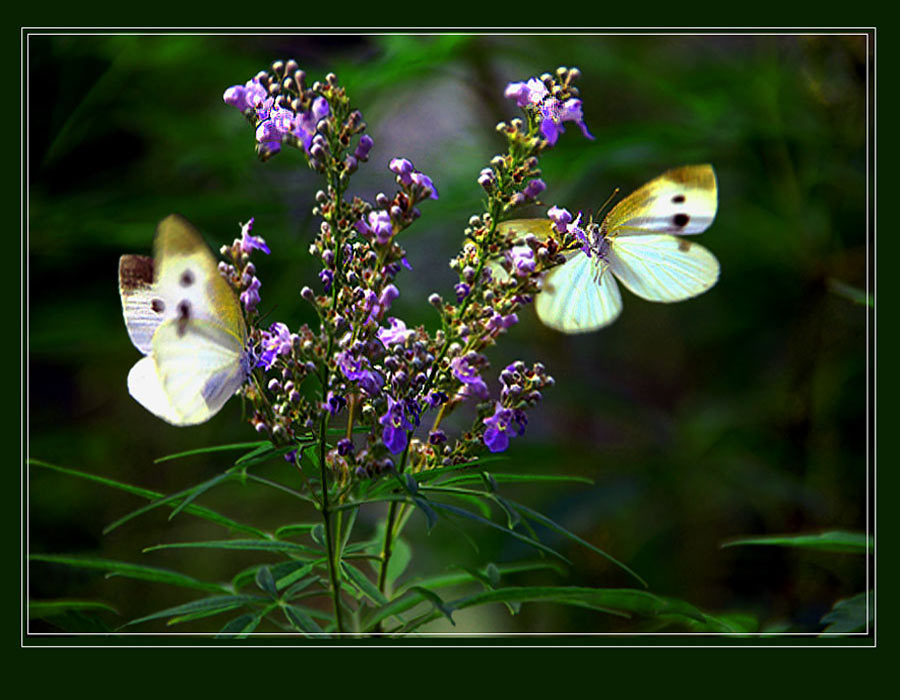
top-left (30, 62), bottom-right (748, 637)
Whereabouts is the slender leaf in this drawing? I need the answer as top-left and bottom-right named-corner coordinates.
top-left (283, 604), bottom-right (326, 634)
top-left (512, 501), bottom-right (646, 586)
top-left (828, 278), bottom-right (872, 307)
top-left (274, 523), bottom-right (318, 539)
top-left (168, 472), bottom-right (234, 521)
top-left (30, 554), bottom-right (228, 593)
top-left (429, 501), bottom-right (569, 562)
top-left (341, 561), bottom-right (389, 606)
top-left (143, 539), bottom-right (320, 557)
top-left (154, 441), bottom-right (270, 463)
top-left (439, 473), bottom-right (593, 487)
top-left (28, 459), bottom-right (265, 536)
top-left (722, 531), bottom-right (872, 555)
top-left (29, 600), bottom-right (118, 618)
top-left (217, 611), bottom-right (266, 638)
top-left (124, 594), bottom-right (264, 628)
top-left (408, 586), bottom-right (455, 624)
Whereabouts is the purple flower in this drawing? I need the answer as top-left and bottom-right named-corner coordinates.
top-left (483, 402), bottom-right (527, 453)
top-left (223, 78), bottom-right (269, 115)
top-left (319, 268), bottom-right (334, 292)
top-left (508, 245), bottom-right (535, 277)
top-left (523, 178), bottom-right (546, 200)
top-left (539, 97), bottom-right (594, 145)
top-left (240, 277), bottom-right (261, 314)
top-left (377, 317), bottom-right (414, 347)
top-left (292, 97), bottom-right (330, 152)
top-left (356, 210), bottom-right (393, 244)
top-left (389, 158), bottom-right (414, 185)
top-left (504, 77), bottom-right (548, 108)
top-left (410, 171), bottom-right (439, 200)
top-left (354, 134), bottom-right (374, 161)
top-left (325, 391), bottom-right (346, 415)
top-left (451, 356), bottom-right (489, 401)
top-left (454, 282), bottom-right (471, 302)
top-left (239, 218), bottom-right (270, 255)
top-left (487, 311), bottom-right (519, 331)
top-left (257, 322), bottom-right (292, 370)
top-left (547, 205), bottom-right (573, 233)
top-left (379, 394), bottom-right (415, 454)
top-left (337, 351), bottom-right (384, 396)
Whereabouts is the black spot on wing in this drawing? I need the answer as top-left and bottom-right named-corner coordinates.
top-left (176, 300), bottom-right (191, 337)
top-left (151, 298), bottom-right (165, 313)
top-left (671, 194), bottom-right (685, 204)
top-left (180, 269), bottom-right (195, 287)
top-left (673, 213), bottom-right (690, 228)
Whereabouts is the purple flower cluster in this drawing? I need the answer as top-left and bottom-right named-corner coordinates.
top-left (504, 74), bottom-right (594, 146)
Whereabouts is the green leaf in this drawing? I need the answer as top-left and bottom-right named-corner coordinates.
top-left (827, 278), bottom-right (872, 307)
top-left (429, 501), bottom-right (569, 562)
top-left (217, 612), bottom-right (265, 638)
top-left (413, 497), bottom-right (438, 532)
top-left (30, 554), bottom-right (228, 593)
top-left (255, 566), bottom-right (278, 597)
top-left (512, 501), bottom-right (646, 586)
top-left (274, 523), bottom-right (319, 540)
top-left (408, 586), bottom-right (455, 625)
top-left (439, 472), bottom-right (593, 488)
top-left (363, 561), bottom-right (564, 631)
top-left (29, 600), bottom-right (118, 618)
top-left (722, 531), bottom-right (872, 555)
top-left (153, 441), bottom-right (270, 463)
top-left (124, 595), bottom-right (264, 628)
top-left (168, 472), bottom-right (233, 521)
top-left (143, 539), bottom-right (321, 557)
top-left (283, 605), bottom-right (326, 634)
top-left (820, 592), bottom-right (871, 633)
top-left (28, 459), bottom-right (265, 537)
top-left (341, 561), bottom-right (388, 606)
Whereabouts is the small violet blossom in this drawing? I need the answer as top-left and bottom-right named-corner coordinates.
top-left (451, 356), bottom-right (489, 401)
top-left (504, 77), bottom-right (594, 146)
top-left (239, 218), bottom-right (270, 255)
top-left (377, 317), bottom-right (414, 347)
top-left (380, 394), bottom-right (415, 454)
top-left (483, 402), bottom-right (527, 453)
top-left (257, 322), bottom-right (292, 370)
top-left (356, 210), bottom-right (394, 244)
top-left (508, 245), bottom-right (536, 277)
top-left (337, 351), bottom-right (384, 396)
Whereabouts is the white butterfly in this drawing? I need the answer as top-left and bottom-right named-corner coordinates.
top-left (501, 164), bottom-right (720, 333)
top-left (118, 214), bottom-right (250, 425)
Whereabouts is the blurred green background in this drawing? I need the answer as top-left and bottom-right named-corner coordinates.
top-left (27, 33), bottom-right (870, 635)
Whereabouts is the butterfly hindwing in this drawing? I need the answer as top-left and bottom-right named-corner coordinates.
top-left (119, 254), bottom-right (167, 354)
top-left (609, 234), bottom-right (720, 302)
top-left (536, 252), bottom-right (623, 333)
top-left (145, 319), bottom-right (247, 426)
top-left (605, 164), bottom-right (717, 237)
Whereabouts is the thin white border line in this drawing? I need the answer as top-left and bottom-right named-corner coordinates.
top-left (22, 29), bottom-right (875, 647)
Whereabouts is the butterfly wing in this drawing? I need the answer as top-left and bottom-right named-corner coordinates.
top-left (119, 254), bottom-right (164, 355)
top-left (128, 319), bottom-right (247, 426)
top-left (154, 214), bottom-right (247, 341)
top-left (605, 164), bottom-right (717, 237)
top-left (535, 251), bottom-right (623, 333)
top-left (608, 234), bottom-right (720, 302)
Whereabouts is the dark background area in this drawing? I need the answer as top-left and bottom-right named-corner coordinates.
top-left (26, 32), bottom-right (870, 634)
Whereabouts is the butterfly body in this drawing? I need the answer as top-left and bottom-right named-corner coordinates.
top-left (119, 215), bottom-right (250, 425)
top-left (503, 164), bottom-right (720, 333)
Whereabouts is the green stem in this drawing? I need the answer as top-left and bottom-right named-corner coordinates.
top-left (319, 412), bottom-right (346, 633)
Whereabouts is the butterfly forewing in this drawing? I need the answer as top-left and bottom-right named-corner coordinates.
top-left (609, 234), bottom-right (720, 302)
top-left (536, 252), bottom-right (623, 333)
top-left (605, 164), bottom-right (717, 237)
top-left (154, 214), bottom-right (247, 343)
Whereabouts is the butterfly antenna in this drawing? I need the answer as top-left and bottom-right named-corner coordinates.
top-left (596, 187), bottom-right (621, 218)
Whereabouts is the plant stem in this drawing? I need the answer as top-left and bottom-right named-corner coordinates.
top-left (319, 412), bottom-right (346, 633)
